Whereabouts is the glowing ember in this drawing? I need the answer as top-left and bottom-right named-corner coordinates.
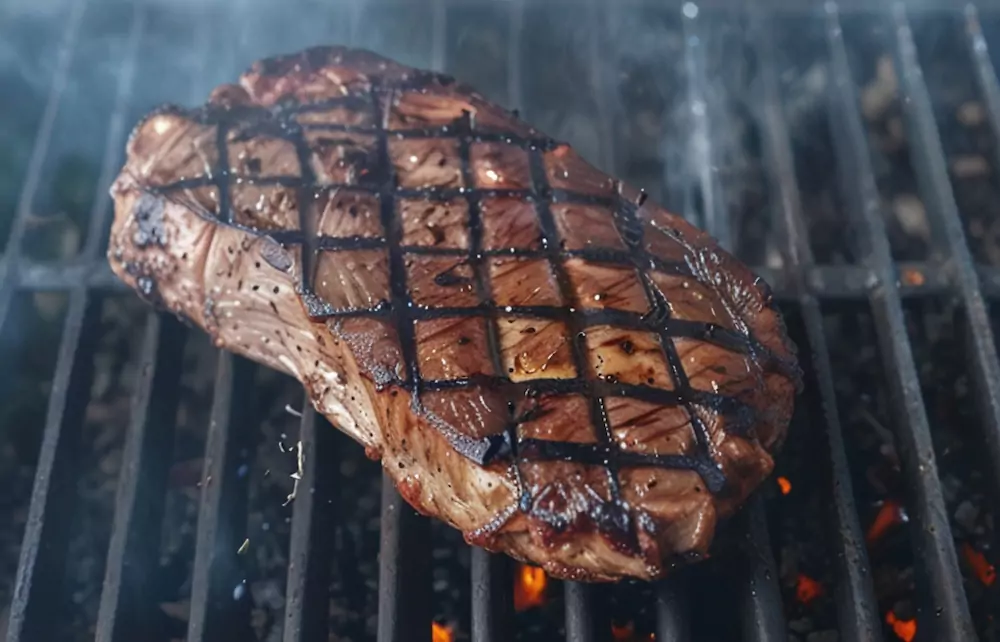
top-left (795, 574), bottom-right (823, 605)
top-left (885, 610), bottom-right (916, 642)
top-left (514, 563), bottom-right (547, 611)
top-left (485, 169), bottom-right (500, 182)
top-left (900, 268), bottom-right (925, 287)
top-left (865, 500), bottom-right (908, 545)
top-left (612, 622), bottom-right (633, 641)
top-left (777, 476), bottom-right (792, 495)
top-left (611, 624), bottom-right (655, 642)
top-left (431, 621), bottom-right (453, 642)
top-left (961, 542), bottom-right (997, 587)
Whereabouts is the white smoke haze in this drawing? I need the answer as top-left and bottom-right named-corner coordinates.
top-left (0, 0), bottom-right (826, 262)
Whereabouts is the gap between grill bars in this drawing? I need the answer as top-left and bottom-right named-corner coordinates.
top-left (2, 2), bottom-right (1000, 642)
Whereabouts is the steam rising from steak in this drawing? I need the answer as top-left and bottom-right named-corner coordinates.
top-left (106, 45), bottom-right (801, 582)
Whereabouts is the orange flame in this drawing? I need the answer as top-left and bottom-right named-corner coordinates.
top-left (866, 500), bottom-right (908, 545)
top-left (777, 476), bottom-right (792, 495)
top-left (431, 622), bottom-right (453, 642)
top-left (961, 542), bottom-right (997, 587)
top-left (795, 574), bottom-right (823, 605)
top-left (514, 564), bottom-right (547, 611)
top-left (885, 611), bottom-right (916, 642)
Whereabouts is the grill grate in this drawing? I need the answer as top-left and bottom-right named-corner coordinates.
top-left (2, 1), bottom-right (1000, 642)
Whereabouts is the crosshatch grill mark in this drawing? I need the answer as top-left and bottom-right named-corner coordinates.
top-left (149, 75), bottom-right (794, 511)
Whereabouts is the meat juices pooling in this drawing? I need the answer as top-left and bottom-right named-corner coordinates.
top-left (107, 46), bottom-right (802, 582)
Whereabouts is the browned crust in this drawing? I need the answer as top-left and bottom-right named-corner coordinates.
top-left (108, 45), bottom-right (801, 583)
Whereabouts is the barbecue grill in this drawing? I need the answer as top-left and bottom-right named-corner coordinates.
top-left (1, 0), bottom-right (1000, 640)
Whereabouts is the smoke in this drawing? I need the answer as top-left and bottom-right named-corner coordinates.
top-left (0, 0), bottom-right (806, 260)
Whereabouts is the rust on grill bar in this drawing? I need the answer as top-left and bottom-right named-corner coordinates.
top-left (2, 1), bottom-right (1000, 642)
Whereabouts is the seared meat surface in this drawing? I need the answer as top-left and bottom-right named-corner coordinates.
top-left (107, 46), bottom-right (801, 582)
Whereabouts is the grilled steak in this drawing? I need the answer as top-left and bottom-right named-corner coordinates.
top-left (107, 46), bottom-right (801, 582)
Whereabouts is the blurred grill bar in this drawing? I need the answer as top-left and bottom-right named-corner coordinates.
top-left (894, 3), bottom-right (1000, 506)
top-left (282, 404), bottom-right (336, 642)
top-left (825, 6), bottom-right (977, 640)
top-left (753, 14), bottom-right (882, 640)
top-left (94, 314), bottom-right (185, 642)
top-left (5, 3), bottom-right (145, 640)
top-left (3, 2), bottom-right (1000, 642)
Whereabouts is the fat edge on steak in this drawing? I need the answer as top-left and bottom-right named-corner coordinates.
top-left (106, 46), bottom-right (802, 582)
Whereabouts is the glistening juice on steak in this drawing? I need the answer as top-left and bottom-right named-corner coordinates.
top-left (106, 45), bottom-right (802, 582)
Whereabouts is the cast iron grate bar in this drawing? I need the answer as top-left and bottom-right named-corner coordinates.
top-left (470, 548), bottom-right (512, 642)
top-left (903, 3), bottom-right (1000, 505)
top-left (826, 5), bottom-right (976, 640)
top-left (377, 471), bottom-right (432, 642)
top-left (654, 575), bottom-right (692, 641)
top-left (282, 403), bottom-right (337, 642)
top-left (186, 354), bottom-right (256, 642)
top-left (680, 7), bottom-right (788, 642)
top-left (94, 314), bottom-right (186, 642)
top-left (752, 13), bottom-right (882, 640)
top-left (96, 15), bottom-right (212, 640)
top-left (5, 4), bottom-right (145, 641)
top-left (681, 6), bottom-right (732, 252)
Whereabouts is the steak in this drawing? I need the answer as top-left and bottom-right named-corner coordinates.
top-left (107, 46), bottom-right (801, 582)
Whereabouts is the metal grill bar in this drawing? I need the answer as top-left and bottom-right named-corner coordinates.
top-left (471, 548), bottom-right (512, 642)
top-left (5, 3), bottom-right (1000, 642)
top-left (186, 355), bottom-right (256, 642)
top-left (897, 3), bottom-right (1000, 504)
top-left (5, 4), bottom-right (145, 640)
top-left (282, 404), bottom-right (336, 642)
top-left (679, 8), bottom-right (787, 642)
top-left (736, 497), bottom-right (786, 641)
top-left (825, 7), bottom-right (976, 640)
top-left (376, 472), bottom-right (431, 642)
top-left (752, 14), bottom-right (882, 640)
top-left (654, 577), bottom-right (691, 641)
top-left (682, 7), bottom-right (731, 252)
top-left (563, 582), bottom-right (600, 642)
top-left (94, 314), bottom-right (186, 642)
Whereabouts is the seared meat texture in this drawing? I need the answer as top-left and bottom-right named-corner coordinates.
top-left (107, 46), bottom-right (801, 582)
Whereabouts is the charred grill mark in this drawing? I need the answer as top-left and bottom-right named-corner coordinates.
top-left (131, 192), bottom-right (166, 248)
top-left (519, 438), bottom-right (723, 483)
top-left (125, 49), bottom-right (789, 528)
top-left (612, 200), bottom-right (724, 494)
top-left (527, 146), bottom-right (632, 543)
top-left (432, 259), bottom-right (475, 287)
top-left (151, 173), bottom-right (620, 209)
top-left (370, 83), bottom-right (421, 400)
